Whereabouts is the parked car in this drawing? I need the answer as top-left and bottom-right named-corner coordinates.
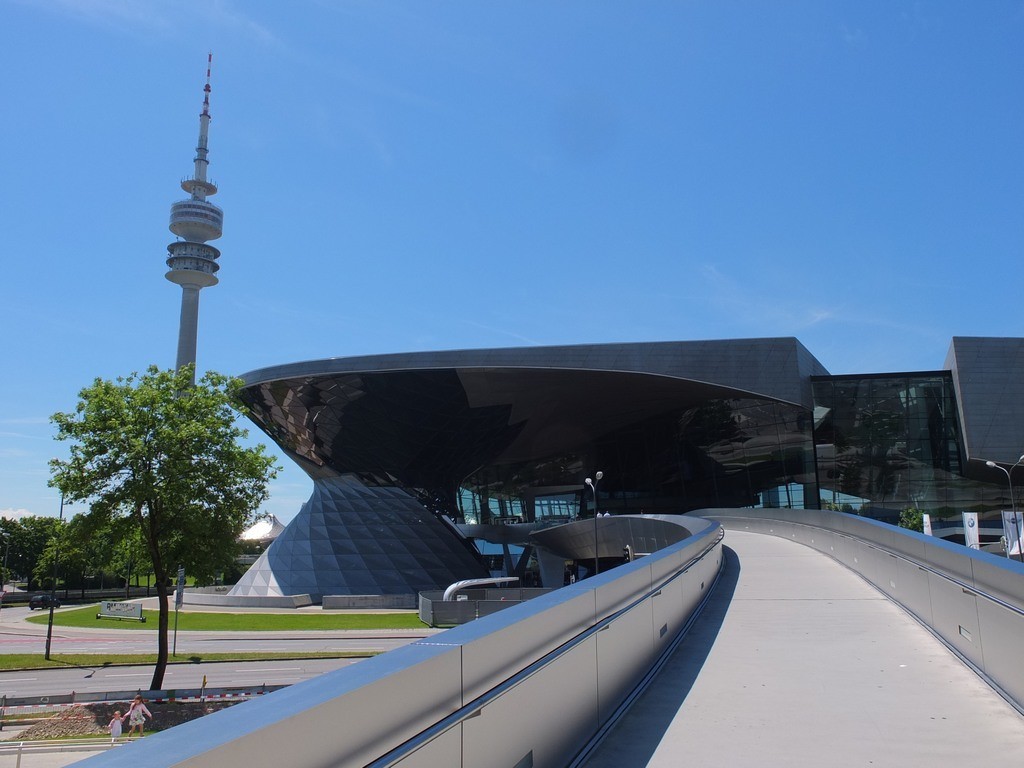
top-left (28, 593), bottom-right (61, 610)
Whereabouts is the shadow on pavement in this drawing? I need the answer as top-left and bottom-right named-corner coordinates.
top-left (583, 544), bottom-right (741, 767)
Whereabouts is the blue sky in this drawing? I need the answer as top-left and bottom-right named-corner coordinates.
top-left (2, 1), bottom-right (1022, 523)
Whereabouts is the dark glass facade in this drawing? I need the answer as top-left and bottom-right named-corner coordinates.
top-left (812, 372), bottom-right (999, 526)
top-left (231, 338), bottom-right (1024, 596)
top-left (457, 396), bottom-right (815, 523)
top-left (238, 370), bottom-right (819, 527)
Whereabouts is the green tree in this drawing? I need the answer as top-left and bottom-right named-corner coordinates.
top-left (32, 517), bottom-right (72, 591)
top-left (105, 524), bottom-right (152, 598)
top-left (1, 515), bottom-right (62, 592)
top-left (0, 518), bottom-right (15, 589)
top-left (899, 507), bottom-right (925, 533)
top-left (822, 500), bottom-right (856, 513)
top-left (33, 514), bottom-right (145, 597)
top-left (49, 365), bottom-right (279, 690)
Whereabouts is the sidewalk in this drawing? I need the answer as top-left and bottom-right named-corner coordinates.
top-left (0, 733), bottom-right (116, 768)
top-left (585, 530), bottom-right (1024, 767)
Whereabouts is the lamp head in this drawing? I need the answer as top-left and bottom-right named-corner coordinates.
top-left (986, 461), bottom-right (997, 468)
top-left (584, 478), bottom-right (593, 487)
top-left (595, 470), bottom-right (604, 481)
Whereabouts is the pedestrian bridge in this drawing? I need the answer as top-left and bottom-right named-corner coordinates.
top-left (582, 527), bottom-right (1024, 767)
top-left (74, 510), bottom-right (1024, 768)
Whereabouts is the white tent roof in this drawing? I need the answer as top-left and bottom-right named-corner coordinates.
top-left (241, 515), bottom-right (287, 542)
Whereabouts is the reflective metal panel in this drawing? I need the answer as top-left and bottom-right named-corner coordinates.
top-left (974, 599), bottom-right (1024, 705)
top-left (594, 601), bottom-right (657, 724)
top-left (893, 557), bottom-right (933, 625)
top-left (461, 639), bottom-right (601, 768)
top-left (926, 570), bottom-right (984, 668)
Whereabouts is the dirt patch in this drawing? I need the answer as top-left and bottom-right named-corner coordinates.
top-left (7, 700), bottom-right (238, 740)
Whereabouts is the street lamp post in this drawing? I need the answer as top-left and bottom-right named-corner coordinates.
top-left (585, 471), bottom-right (603, 577)
top-left (0, 533), bottom-right (10, 622)
top-left (44, 494), bottom-right (68, 660)
top-left (986, 455), bottom-right (1024, 563)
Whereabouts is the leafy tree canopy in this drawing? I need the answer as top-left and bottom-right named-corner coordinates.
top-left (0, 515), bottom-right (61, 592)
top-left (899, 507), bottom-right (925, 533)
top-left (49, 365), bottom-right (279, 689)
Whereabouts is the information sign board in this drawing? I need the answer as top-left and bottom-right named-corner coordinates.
top-left (97, 601), bottom-right (145, 621)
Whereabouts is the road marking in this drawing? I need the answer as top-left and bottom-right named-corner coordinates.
top-left (238, 676), bottom-right (302, 681)
top-left (232, 667), bottom-right (301, 673)
top-left (1, 677), bottom-right (37, 682)
top-left (105, 673), bottom-right (152, 678)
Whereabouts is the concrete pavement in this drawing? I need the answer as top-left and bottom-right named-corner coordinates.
top-left (584, 530), bottom-right (1024, 767)
top-left (0, 736), bottom-right (116, 768)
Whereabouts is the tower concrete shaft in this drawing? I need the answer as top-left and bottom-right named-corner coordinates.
top-left (166, 53), bottom-right (223, 380)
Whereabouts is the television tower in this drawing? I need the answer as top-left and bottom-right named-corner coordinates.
top-left (166, 53), bottom-right (223, 381)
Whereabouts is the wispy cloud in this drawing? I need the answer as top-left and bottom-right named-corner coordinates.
top-left (202, 0), bottom-right (278, 46)
top-left (16, 0), bottom-right (175, 36)
top-left (1, 508), bottom-right (36, 521)
top-left (0, 417), bottom-right (50, 426)
top-left (459, 320), bottom-right (542, 346)
top-left (16, 0), bottom-right (280, 46)
top-left (0, 433), bottom-right (47, 443)
top-left (698, 263), bottom-right (946, 341)
top-left (840, 24), bottom-right (866, 48)
top-left (0, 447), bottom-right (36, 458)
top-left (700, 264), bottom-right (835, 331)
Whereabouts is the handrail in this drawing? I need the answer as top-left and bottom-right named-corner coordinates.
top-left (368, 526), bottom-right (724, 768)
top-left (704, 508), bottom-right (1024, 714)
top-left (795, 518), bottom-right (1024, 618)
top-left (718, 512), bottom-right (1024, 619)
top-left (0, 738), bottom-right (120, 750)
top-left (442, 576), bottom-right (519, 601)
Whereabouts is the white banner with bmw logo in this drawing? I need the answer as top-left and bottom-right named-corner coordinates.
top-left (922, 513), bottom-right (932, 536)
top-left (962, 512), bottom-right (980, 550)
top-left (1001, 511), bottom-right (1024, 557)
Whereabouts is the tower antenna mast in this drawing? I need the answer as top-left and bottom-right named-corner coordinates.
top-left (165, 53), bottom-right (223, 382)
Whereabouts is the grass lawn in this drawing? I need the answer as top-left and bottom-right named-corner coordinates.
top-left (25, 606), bottom-right (427, 631)
top-left (0, 650), bottom-right (376, 671)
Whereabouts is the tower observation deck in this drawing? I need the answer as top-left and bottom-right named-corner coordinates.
top-left (166, 53), bottom-right (223, 379)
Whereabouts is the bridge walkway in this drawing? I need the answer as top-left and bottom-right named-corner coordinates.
top-left (583, 530), bottom-right (1024, 767)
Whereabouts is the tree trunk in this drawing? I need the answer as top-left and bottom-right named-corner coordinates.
top-left (149, 576), bottom-right (170, 691)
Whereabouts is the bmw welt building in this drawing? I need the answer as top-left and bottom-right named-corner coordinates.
top-left (227, 336), bottom-right (1024, 602)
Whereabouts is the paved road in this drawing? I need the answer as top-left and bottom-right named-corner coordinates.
top-left (584, 530), bottom-right (1024, 767)
top-left (0, 657), bottom-right (363, 698)
top-left (0, 603), bottom-right (436, 699)
top-left (0, 625), bottom-right (428, 656)
top-left (0, 605), bottom-right (434, 656)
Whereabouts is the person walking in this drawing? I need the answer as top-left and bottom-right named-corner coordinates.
top-left (107, 710), bottom-right (125, 742)
top-left (126, 695), bottom-right (152, 737)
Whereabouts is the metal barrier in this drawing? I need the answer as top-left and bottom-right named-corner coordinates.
top-left (1, 685), bottom-right (283, 715)
top-left (68, 515), bottom-right (724, 768)
top-left (418, 587), bottom-right (554, 626)
top-left (0, 738), bottom-right (121, 767)
top-left (701, 507), bottom-right (1024, 714)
